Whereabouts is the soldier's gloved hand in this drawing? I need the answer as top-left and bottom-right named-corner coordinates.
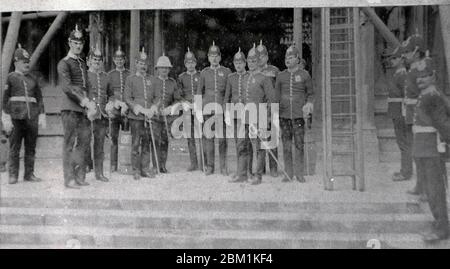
top-left (169, 103), bottom-right (181, 116)
top-left (86, 101), bottom-right (97, 121)
top-left (149, 105), bottom-right (159, 117)
top-left (105, 101), bottom-right (115, 116)
top-left (38, 114), bottom-right (47, 129)
top-left (1, 112), bottom-right (13, 134)
top-left (224, 110), bottom-right (231, 126)
top-left (181, 102), bottom-right (192, 111)
top-left (141, 108), bottom-right (153, 119)
top-left (119, 102), bottom-right (128, 116)
top-left (302, 102), bottom-right (314, 115)
top-left (133, 104), bottom-right (144, 115)
top-left (113, 100), bottom-right (122, 109)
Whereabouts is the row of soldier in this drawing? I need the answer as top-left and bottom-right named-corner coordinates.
top-left (1, 24), bottom-right (313, 190)
top-left (385, 30), bottom-right (450, 242)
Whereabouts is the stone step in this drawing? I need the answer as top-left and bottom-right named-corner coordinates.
top-left (0, 197), bottom-right (423, 215)
top-left (0, 207), bottom-right (431, 234)
top-left (0, 224), bottom-right (431, 249)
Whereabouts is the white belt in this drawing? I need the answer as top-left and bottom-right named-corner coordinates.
top-left (387, 98), bottom-right (403, 103)
top-left (404, 98), bottom-right (417, 105)
top-left (10, 96), bottom-right (36, 103)
top-left (412, 125), bottom-right (437, 133)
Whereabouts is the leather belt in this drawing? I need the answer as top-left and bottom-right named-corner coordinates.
top-left (10, 96), bottom-right (36, 103)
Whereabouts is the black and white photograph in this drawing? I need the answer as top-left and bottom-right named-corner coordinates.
top-left (0, 0), bottom-right (450, 250)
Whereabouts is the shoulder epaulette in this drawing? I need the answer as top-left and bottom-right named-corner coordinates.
top-left (178, 72), bottom-right (186, 77)
top-left (201, 67), bottom-right (210, 73)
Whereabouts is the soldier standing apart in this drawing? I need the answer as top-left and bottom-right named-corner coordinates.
top-left (196, 42), bottom-right (231, 176)
top-left (401, 33), bottom-right (429, 198)
top-left (87, 45), bottom-right (110, 182)
top-left (149, 54), bottom-right (182, 174)
top-left (411, 57), bottom-right (449, 242)
top-left (106, 46), bottom-right (130, 173)
top-left (257, 40), bottom-right (280, 178)
top-left (224, 48), bottom-right (254, 181)
top-left (57, 25), bottom-right (97, 189)
top-left (124, 48), bottom-right (156, 180)
top-left (385, 45), bottom-right (413, 182)
top-left (275, 45), bottom-right (314, 183)
top-left (178, 49), bottom-right (202, 171)
top-left (1, 45), bottom-right (46, 184)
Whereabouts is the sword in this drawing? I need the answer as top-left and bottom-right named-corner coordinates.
top-left (248, 124), bottom-right (292, 182)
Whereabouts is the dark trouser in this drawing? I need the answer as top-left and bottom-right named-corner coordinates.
top-left (151, 119), bottom-right (169, 170)
top-left (392, 117), bottom-right (413, 178)
top-left (130, 119), bottom-right (152, 174)
top-left (236, 124), bottom-right (266, 178)
top-left (234, 119), bottom-right (253, 176)
top-left (92, 118), bottom-right (108, 177)
top-left (9, 117), bottom-right (39, 180)
top-left (280, 118), bottom-right (305, 179)
top-left (110, 116), bottom-right (129, 171)
top-left (203, 114), bottom-right (227, 172)
top-left (416, 157), bottom-right (449, 234)
top-left (187, 114), bottom-right (199, 168)
top-left (61, 110), bottom-right (91, 185)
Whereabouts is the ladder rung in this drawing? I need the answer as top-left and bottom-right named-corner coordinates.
top-left (332, 132), bottom-right (356, 136)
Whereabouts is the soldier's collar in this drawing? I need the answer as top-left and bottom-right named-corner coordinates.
top-left (14, 70), bottom-right (24, 76)
top-left (261, 64), bottom-right (268, 70)
top-left (395, 67), bottom-right (407, 74)
top-left (89, 69), bottom-right (102, 74)
top-left (210, 65), bottom-right (221, 70)
top-left (249, 70), bottom-right (260, 75)
top-left (186, 70), bottom-right (197, 75)
top-left (236, 71), bottom-right (247, 75)
top-left (67, 51), bottom-right (81, 60)
top-left (287, 65), bottom-right (299, 73)
top-left (136, 71), bottom-right (146, 77)
top-left (158, 75), bottom-right (169, 81)
top-left (115, 67), bottom-right (126, 72)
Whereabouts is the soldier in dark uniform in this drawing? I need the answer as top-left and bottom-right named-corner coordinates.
top-left (226, 44), bottom-right (276, 185)
top-left (411, 57), bottom-right (449, 242)
top-left (385, 45), bottom-right (413, 182)
top-left (257, 40), bottom-right (280, 178)
top-left (106, 46), bottom-right (130, 173)
top-left (177, 48), bottom-right (202, 171)
top-left (57, 25), bottom-right (97, 189)
top-left (275, 45), bottom-right (314, 183)
top-left (401, 33), bottom-right (429, 197)
top-left (224, 48), bottom-right (254, 181)
top-left (196, 42), bottom-right (231, 176)
top-left (1, 45), bottom-right (46, 184)
top-left (86, 45), bottom-right (110, 182)
top-left (149, 54), bottom-right (182, 174)
top-left (124, 48), bottom-right (156, 180)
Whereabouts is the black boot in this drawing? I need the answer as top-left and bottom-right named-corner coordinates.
top-left (95, 161), bottom-right (109, 182)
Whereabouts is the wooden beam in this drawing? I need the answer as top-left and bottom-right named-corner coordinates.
top-left (293, 8), bottom-right (303, 58)
top-left (129, 10), bottom-right (140, 74)
top-left (1, 12), bottom-right (22, 88)
top-left (2, 11), bottom-right (81, 23)
top-left (439, 5), bottom-right (450, 92)
top-left (29, 12), bottom-right (68, 71)
top-left (361, 7), bottom-right (401, 47)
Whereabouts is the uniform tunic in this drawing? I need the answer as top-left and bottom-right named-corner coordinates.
top-left (275, 68), bottom-right (313, 119)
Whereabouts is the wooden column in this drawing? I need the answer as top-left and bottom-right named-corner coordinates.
top-left (1, 12), bottom-right (22, 88)
top-left (293, 8), bottom-right (303, 58)
top-left (154, 10), bottom-right (163, 70)
top-left (130, 10), bottom-right (140, 74)
top-left (439, 5), bottom-right (450, 95)
top-left (1, 12), bottom-right (3, 121)
top-left (29, 12), bottom-right (68, 71)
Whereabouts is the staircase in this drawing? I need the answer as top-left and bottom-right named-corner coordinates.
top-left (0, 195), bottom-right (446, 249)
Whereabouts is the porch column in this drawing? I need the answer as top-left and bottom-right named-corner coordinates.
top-left (293, 8), bottom-right (303, 57)
top-left (130, 10), bottom-right (140, 74)
top-left (154, 10), bottom-right (163, 69)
